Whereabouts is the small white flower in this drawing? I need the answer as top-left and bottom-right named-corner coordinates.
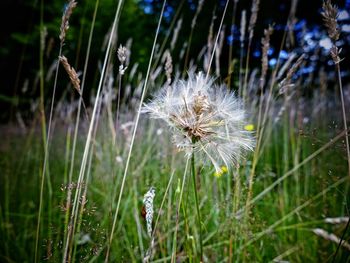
top-left (143, 72), bottom-right (254, 172)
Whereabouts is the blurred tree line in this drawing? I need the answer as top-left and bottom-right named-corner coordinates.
top-left (0, 0), bottom-right (348, 122)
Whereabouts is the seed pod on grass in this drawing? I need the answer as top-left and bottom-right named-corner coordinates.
top-left (59, 55), bottom-right (81, 94)
top-left (142, 187), bottom-right (155, 237)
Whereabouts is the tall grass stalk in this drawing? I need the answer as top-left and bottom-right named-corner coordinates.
top-left (171, 158), bottom-right (190, 263)
top-left (205, 0), bottom-right (230, 81)
top-left (153, 171), bottom-right (175, 236)
top-left (227, 0), bottom-right (239, 87)
top-left (63, 0), bottom-right (124, 261)
top-left (183, 0), bottom-right (204, 71)
top-left (115, 71), bottom-right (122, 144)
top-left (63, 0), bottom-right (100, 253)
top-left (72, 132), bottom-right (95, 262)
top-left (105, 1), bottom-right (167, 261)
top-left (244, 27), bottom-right (290, 217)
top-left (191, 151), bottom-right (203, 260)
top-left (151, 0), bottom-right (185, 72)
top-left (331, 63), bottom-right (350, 262)
top-left (322, 2), bottom-right (350, 259)
top-left (335, 62), bottom-right (350, 177)
top-left (35, 0), bottom-right (61, 259)
top-left (242, 0), bottom-right (260, 99)
top-left (238, 9), bottom-right (246, 91)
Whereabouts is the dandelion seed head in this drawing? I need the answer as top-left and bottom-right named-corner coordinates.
top-left (143, 72), bottom-right (255, 172)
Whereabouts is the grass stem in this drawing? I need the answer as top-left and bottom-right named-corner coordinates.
top-left (191, 151), bottom-right (203, 261)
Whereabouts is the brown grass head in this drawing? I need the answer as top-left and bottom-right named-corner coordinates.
top-left (163, 50), bottom-right (173, 86)
top-left (248, 0), bottom-right (260, 41)
top-left (240, 10), bottom-right (247, 45)
top-left (322, 0), bottom-right (340, 41)
top-left (260, 25), bottom-right (274, 88)
top-left (322, 1), bottom-right (344, 64)
top-left (59, 55), bottom-right (81, 94)
top-left (278, 54), bottom-right (305, 94)
top-left (59, 0), bottom-right (78, 44)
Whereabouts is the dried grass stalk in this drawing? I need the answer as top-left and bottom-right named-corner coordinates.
top-left (191, 0), bottom-right (205, 29)
top-left (163, 50), bottom-right (173, 86)
top-left (278, 54), bottom-right (305, 94)
top-left (313, 228), bottom-right (350, 251)
top-left (240, 10), bottom-right (247, 44)
top-left (171, 18), bottom-right (183, 50)
top-left (248, 0), bottom-right (260, 41)
top-left (215, 25), bottom-right (226, 76)
top-left (260, 25), bottom-right (273, 89)
top-left (322, 0), bottom-right (343, 64)
top-left (325, 217), bottom-right (350, 224)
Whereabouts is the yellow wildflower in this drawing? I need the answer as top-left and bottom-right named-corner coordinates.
top-left (214, 166), bottom-right (228, 178)
top-left (244, 124), bottom-right (255, 131)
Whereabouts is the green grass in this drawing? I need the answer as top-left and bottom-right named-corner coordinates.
top-left (1, 1), bottom-right (349, 262)
top-left (0, 112), bottom-right (349, 262)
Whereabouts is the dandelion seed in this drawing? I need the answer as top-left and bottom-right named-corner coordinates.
top-left (143, 72), bottom-right (254, 172)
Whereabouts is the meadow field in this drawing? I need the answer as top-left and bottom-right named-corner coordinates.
top-left (0, 0), bottom-right (349, 262)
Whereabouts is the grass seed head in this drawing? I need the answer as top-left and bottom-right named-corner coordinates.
top-left (59, 0), bottom-right (77, 44)
top-left (143, 187), bottom-right (156, 237)
top-left (117, 45), bottom-right (130, 75)
top-left (59, 55), bottom-right (81, 94)
top-left (322, 0), bottom-right (340, 41)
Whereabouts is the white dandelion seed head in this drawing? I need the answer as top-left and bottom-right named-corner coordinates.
top-left (143, 72), bottom-right (255, 172)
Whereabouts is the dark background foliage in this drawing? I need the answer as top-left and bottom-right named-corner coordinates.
top-left (0, 0), bottom-right (349, 121)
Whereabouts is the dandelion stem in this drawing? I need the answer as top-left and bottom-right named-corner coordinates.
top-left (191, 149), bottom-right (203, 261)
top-left (171, 158), bottom-right (190, 263)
